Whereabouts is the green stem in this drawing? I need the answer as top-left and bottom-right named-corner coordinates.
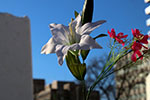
top-left (86, 50), bottom-right (132, 100)
top-left (107, 40), bottom-right (116, 61)
top-left (94, 40), bottom-right (116, 84)
top-left (86, 48), bottom-right (150, 100)
top-left (102, 49), bottom-right (150, 80)
top-left (102, 50), bottom-right (131, 78)
top-left (81, 80), bottom-right (86, 100)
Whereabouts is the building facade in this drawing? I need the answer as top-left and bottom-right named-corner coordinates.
top-left (115, 51), bottom-right (150, 100)
top-left (34, 80), bottom-right (99, 100)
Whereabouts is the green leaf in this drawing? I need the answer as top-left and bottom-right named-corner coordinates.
top-left (81, 50), bottom-right (90, 61)
top-left (81, 0), bottom-right (93, 25)
top-left (80, 0), bottom-right (93, 61)
top-left (93, 34), bottom-right (107, 40)
top-left (74, 11), bottom-right (79, 18)
top-left (66, 51), bottom-right (86, 80)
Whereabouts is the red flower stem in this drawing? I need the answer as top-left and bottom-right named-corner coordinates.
top-left (107, 40), bottom-right (116, 61)
top-left (86, 49), bottom-right (132, 100)
top-left (102, 49), bottom-right (150, 80)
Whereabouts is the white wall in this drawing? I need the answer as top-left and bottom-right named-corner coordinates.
top-left (0, 13), bottom-right (33, 100)
top-left (146, 73), bottom-right (150, 100)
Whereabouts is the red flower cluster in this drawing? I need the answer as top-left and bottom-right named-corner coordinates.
top-left (132, 29), bottom-right (148, 44)
top-left (108, 29), bottom-right (128, 46)
top-left (131, 29), bottom-right (148, 62)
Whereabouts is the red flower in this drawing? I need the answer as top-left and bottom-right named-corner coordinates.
top-left (131, 41), bottom-right (148, 62)
top-left (108, 28), bottom-right (116, 38)
top-left (132, 29), bottom-right (148, 44)
top-left (131, 29), bottom-right (149, 62)
top-left (108, 29), bottom-right (128, 46)
top-left (131, 42), bottom-right (143, 62)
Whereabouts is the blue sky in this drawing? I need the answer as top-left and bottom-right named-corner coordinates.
top-left (0, 0), bottom-right (149, 84)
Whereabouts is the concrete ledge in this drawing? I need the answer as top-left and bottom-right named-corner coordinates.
top-left (145, 0), bottom-right (150, 3)
top-left (145, 6), bottom-right (150, 15)
top-left (146, 18), bottom-right (150, 26)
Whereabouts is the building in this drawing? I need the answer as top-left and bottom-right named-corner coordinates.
top-left (33, 80), bottom-right (100, 100)
top-left (0, 13), bottom-right (33, 100)
top-left (115, 50), bottom-right (150, 100)
top-left (33, 79), bottom-right (45, 94)
top-left (145, 0), bottom-right (150, 28)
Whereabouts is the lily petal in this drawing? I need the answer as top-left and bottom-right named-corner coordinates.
top-left (41, 37), bottom-right (57, 54)
top-left (55, 45), bottom-right (65, 65)
top-left (72, 14), bottom-right (82, 29)
top-left (49, 23), bottom-right (70, 44)
top-left (78, 20), bottom-right (106, 35)
top-left (79, 35), bottom-right (102, 50)
top-left (55, 44), bottom-right (81, 65)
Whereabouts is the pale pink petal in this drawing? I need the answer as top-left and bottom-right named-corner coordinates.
top-left (49, 23), bottom-right (70, 44)
top-left (78, 20), bottom-right (106, 35)
top-left (55, 44), bottom-right (81, 65)
top-left (69, 43), bottom-right (80, 50)
top-left (79, 35), bottom-right (102, 50)
top-left (72, 14), bottom-right (82, 29)
top-left (41, 37), bottom-right (57, 54)
top-left (55, 45), bottom-right (65, 65)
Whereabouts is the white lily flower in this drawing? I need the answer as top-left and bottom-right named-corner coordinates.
top-left (41, 14), bottom-right (106, 65)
